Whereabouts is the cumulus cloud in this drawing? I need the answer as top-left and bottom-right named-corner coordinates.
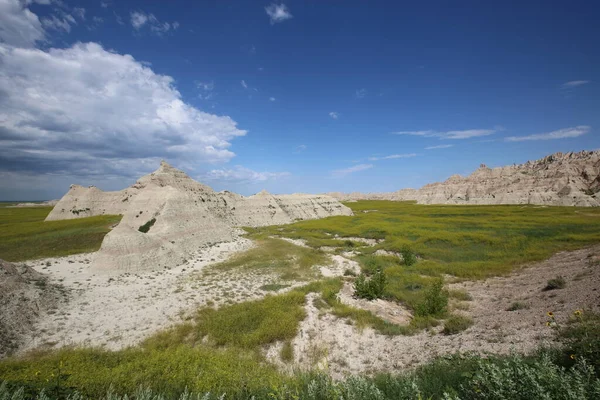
top-left (505, 126), bottom-right (590, 142)
top-left (331, 164), bottom-right (373, 178)
top-left (130, 10), bottom-right (178, 35)
top-left (425, 144), bottom-right (454, 150)
top-left (0, 0), bottom-right (45, 47)
top-left (203, 166), bottom-right (290, 183)
top-left (329, 111), bottom-right (339, 119)
top-left (561, 80), bottom-right (590, 89)
top-left (0, 42), bottom-right (247, 179)
top-left (265, 3), bottom-right (293, 24)
top-left (241, 79), bottom-right (248, 89)
top-left (368, 153), bottom-right (416, 161)
top-left (393, 127), bottom-right (499, 140)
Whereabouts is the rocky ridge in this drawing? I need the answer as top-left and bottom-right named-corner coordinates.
top-left (47, 162), bottom-right (352, 272)
top-left (328, 150), bottom-right (600, 206)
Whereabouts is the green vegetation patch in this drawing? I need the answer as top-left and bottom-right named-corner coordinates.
top-left (0, 207), bottom-right (121, 261)
top-left (213, 237), bottom-right (329, 281)
top-left (137, 217), bottom-right (156, 233)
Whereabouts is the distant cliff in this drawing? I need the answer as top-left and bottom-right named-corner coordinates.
top-left (328, 150), bottom-right (600, 207)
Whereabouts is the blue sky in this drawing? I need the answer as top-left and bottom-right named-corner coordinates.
top-left (0, 0), bottom-right (598, 200)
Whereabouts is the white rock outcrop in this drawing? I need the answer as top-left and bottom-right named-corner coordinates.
top-left (47, 162), bottom-right (353, 272)
top-left (328, 150), bottom-right (600, 207)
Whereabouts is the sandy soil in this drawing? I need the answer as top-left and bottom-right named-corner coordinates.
top-left (18, 236), bottom-right (289, 352)
top-left (267, 244), bottom-right (600, 378)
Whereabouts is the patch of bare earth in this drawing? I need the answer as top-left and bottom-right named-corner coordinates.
top-left (268, 244), bottom-right (600, 379)
top-left (16, 237), bottom-right (296, 353)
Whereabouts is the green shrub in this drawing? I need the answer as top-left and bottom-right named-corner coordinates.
top-left (442, 314), bottom-right (474, 335)
top-left (280, 341), bottom-right (294, 363)
top-left (506, 301), bottom-right (529, 311)
top-left (354, 268), bottom-right (386, 300)
top-left (544, 276), bottom-right (566, 291)
top-left (138, 218), bottom-right (156, 233)
top-left (415, 279), bottom-right (448, 317)
top-left (401, 247), bottom-right (417, 266)
top-left (558, 311), bottom-right (600, 373)
top-left (448, 289), bottom-right (473, 301)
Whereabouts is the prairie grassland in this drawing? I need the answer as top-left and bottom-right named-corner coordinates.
top-left (248, 201), bottom-right (600, 312)
top-left (0, 206), bottom-right (121, 261)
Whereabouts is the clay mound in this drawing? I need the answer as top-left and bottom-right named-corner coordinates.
top-left (0, 259), bottom-right (63, 358)
top-left (47, 162), bottom-right (353, 272)
top-left (328, 150), bottom-right (600, 206)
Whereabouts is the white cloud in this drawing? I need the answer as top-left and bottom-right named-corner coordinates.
top-left (355, 88), bottom-right (367, 99)
top-left (393, 127), bottom-right (499, 140)
top-left (196, 80), bottom-right (215, 100)
top-left (561, 80), bottom-right (590, 89)
top-left (505, 126), bottom-right (590, 142)
top-left (130, 11), bottom-right (148, 29)
top-left (130, 10), bottom-right (177, 35)
top-left (203, 166), bottom-right (290, 183)
top-left (329, 111), bottom-right (339, 119)
top-left (269, 97), bottom-right (276, 102)
top-left (425, 144), bottom-right (454, 150)
top-left (100, 1), bottom-right (109, 8)
top-left (0, 42), bottom-right (247, 179)
top-left (368, 153), bottom-right (416, 161)
top-left (0, 0), bottom-right (45, 47)
top-left (42, 15), bottom-right (72, 32)
top-left (295, 144), bottom-right (307, 153)
top-left (331, 164), bottom-right (373, 178)
top-left (241, 79), bottom-right (248, 89)
top-left (265, 3), bottom-right (293, 24)
top-left (72, 8), bottom-right (85, 20)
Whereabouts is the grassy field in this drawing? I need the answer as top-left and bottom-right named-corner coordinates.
top-left (247, 201), bottom-right (600, 315)
top-left (0, 206), bottom-right (121, 261)
top-left (1, 201), bottom-right (600, 398)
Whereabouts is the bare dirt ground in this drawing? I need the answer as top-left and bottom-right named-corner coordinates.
top-left (268, 244), bottom-right (600, 379)
top-left (18, 236), bottom-right (286, 352)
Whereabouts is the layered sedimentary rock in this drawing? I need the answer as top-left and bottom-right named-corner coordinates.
top-left (328, 150), bottom-right (600, 206)
top-left (47, 162), bottom-right (352, 272)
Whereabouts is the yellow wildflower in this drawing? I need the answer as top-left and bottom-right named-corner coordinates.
top-left (570, 354), bottom-right (576, 360)
top-left (574, 310), bottom-right (582, 316)
top-left (547, 311), bottom-right (554, 317)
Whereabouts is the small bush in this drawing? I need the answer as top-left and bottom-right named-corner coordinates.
top-left (558, 311), bottom-right (600, 373)
top-left (506, 301), bottom-right (529, 311)
top-left (343, 268), bottom-right (357, 277)
top-left (415, 279), bottom-right (448, 317)
top-left (401, 247), bottom-right (417, 266)
top-left (442, 314), bottom-right (473, 335)
top-left (544, 276), bottom-right (566, 291)
top-left (280, 341), bottom-right (294, 363)
top-left (138, 218), bottom-right (156, 233)
top-left (449, 289), bottom-right (473, 301)
top-left (354, 268), bottom-right (386, 300)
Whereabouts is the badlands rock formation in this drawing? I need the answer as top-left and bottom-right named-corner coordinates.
top-left (0, 259), bottom-right (63, 357)
top-left (329, 150), bottom-right (600, 206)
top-left (47, 162), bottom-right (352, 272)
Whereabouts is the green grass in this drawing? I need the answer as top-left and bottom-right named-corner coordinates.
top-left (213, 237), bottom-right (329, 281)
top-left (442, 314), bottom-right (474, 335)
top-left (0, 207), bottom-right (121, 261)
top-left (248, 201), bottom-right (600, 316)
